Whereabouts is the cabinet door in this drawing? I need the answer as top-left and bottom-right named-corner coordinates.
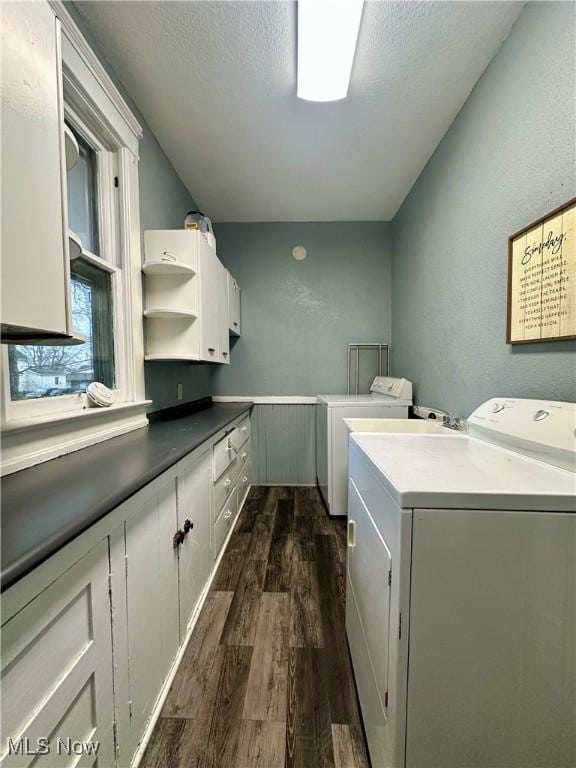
top-left (1, 2), bottom-right (70, 339)
top-left (112, 474), bottom-right (180, 763)
top-left (1, 540), bottom-right (114, 767)
top-left (228, 272), bottom-right (241, 335)
top-left (217, 259), bottom-right (230, 364)
top-left (177, 450), bottom-right (212, 634)
top-left (199, 238), bottom-right (219, 361)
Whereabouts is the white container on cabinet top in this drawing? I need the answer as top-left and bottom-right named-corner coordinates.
top-left (228, 272), bottom-right (241, 336)
top-left (1, 2), bottom-right (72, 342)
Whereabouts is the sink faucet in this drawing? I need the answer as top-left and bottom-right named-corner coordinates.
top-left (442, 414), bottom-right (467, 432)
top-left (413, 405), bottom-right (467, 431)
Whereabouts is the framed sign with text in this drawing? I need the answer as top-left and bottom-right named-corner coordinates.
top-left (507, 197), bottom-right (576, 344)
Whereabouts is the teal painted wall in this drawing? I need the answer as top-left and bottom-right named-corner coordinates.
top-left (391, 2), bottom-right (576, 417)
top-left (68, 3), bottom-right (214, 411)
top-left (213, 222), bottom-right (392, 395)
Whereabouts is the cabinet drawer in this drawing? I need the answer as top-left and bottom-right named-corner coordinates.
top-left (213, 432), bottom-right (236, 480)
top-left (236, 440), bottom-right (250, 469)
top-left (213, 455), bottom-right (241, 513)
top-left (213, 489), bottom-right (238, 558)
top-left (230, 417), bottom-right (250, 452)
top-left (237, 460), bottom-right (252, 508)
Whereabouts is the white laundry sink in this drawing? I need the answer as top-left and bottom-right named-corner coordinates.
top-left (344, 417), bottom-right (452, 434)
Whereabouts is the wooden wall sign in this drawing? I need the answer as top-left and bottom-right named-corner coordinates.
top-left (507, 198), bottom-right (576, 343)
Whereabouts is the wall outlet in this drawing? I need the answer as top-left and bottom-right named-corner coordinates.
top-left (177, 383), bottom-right (183, 401)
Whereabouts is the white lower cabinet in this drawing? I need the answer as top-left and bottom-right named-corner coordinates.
top-left (211, 419), bottom-right (252, 561)
top-left (237, 460), bottom-right (252, 508)
top-left (213, 488), bottom-right (239, 557)
top-left (176, 450), bottom-right (212, 634)
top-left (110, 471), bottom-right (180, 765)
top-left (0, 540), bottom-right (115, 767)
top-left (1, 412), bottom-right (251, 768)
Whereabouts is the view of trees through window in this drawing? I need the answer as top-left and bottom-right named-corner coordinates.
top-left (9, 262), bottom-right (114, 400)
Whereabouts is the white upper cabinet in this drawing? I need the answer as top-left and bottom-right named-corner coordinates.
top-left (1, 2), bottom-right (72, 343)
top-left (217, 259), bottom-right (230, 364)
top-left (228, 272), bottom-right (241, 336)
top-left (143, 230), bottom-right (237, 363)
top-left (199, 237), bottom-right (219, 361)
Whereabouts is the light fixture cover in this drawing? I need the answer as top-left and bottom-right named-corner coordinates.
top-left (297, 0), bottom-right (365, 102)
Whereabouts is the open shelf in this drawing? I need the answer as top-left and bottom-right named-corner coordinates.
top-left (68, 230), bottom-right (83, 261)
top-left (142, 260), bottom-right (196, 276)
top-left (145, 354), bottom-right (201, 361)
top-left (64, 125), bottom-right (79, 171)
top-left (144, 308), bottom-right (197, 320)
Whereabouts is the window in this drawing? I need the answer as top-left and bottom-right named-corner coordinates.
top-left (8, 258), bottom-right (114, 401)
top-left (1, 4), bottom-right (146, 475)
top-left (67, 131), bottom-right (100, 256)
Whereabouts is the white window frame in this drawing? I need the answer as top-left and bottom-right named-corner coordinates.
top-left (1, 1), bottom-right (148, 475)
top-left (5, 111), bottom-right (123, 421)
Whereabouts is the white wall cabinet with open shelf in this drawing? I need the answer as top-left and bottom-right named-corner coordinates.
top-left (143, 230), bottom-right (239, 363)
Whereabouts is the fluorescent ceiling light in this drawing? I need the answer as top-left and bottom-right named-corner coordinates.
top-left (297, 0), bottom-right (365, 102)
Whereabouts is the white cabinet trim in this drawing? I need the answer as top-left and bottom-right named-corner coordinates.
top-left (213, 395), bottom-right (318, 404)
top-left (1, 402), bottom-right (150, 476)
top-left (47, 0), bottom-right (142, 145)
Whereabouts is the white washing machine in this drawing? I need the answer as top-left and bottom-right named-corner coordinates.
top-left (346, 398), bottom-right (576, 768)
top-left (316, 376), bottom-right (413, 517)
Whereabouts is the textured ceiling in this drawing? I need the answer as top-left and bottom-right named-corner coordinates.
top-left (75, 1), bottom-right (523, 222)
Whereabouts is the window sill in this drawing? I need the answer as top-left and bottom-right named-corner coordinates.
top-left (2, 400), bottom-right (152, 476)
top-left (2, 400), bottom-right (152, 434)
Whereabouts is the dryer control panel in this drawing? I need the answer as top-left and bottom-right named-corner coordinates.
top-left (468, 398), bottom-right (576, 472)
top-left (370, 376), bottom-right (413, 400)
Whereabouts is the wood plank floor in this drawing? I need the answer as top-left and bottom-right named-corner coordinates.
top-left (141, 486), bottom-right (370, 768)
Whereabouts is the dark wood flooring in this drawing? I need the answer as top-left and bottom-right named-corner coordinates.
top-left (141, 486), bottom-right (370, 768)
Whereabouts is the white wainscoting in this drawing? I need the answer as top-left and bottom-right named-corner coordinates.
top-left (213, 401), bottom-right (316, 485)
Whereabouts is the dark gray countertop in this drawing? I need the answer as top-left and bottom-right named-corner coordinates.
top-left (1, 400), bottom-right (252, 592)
